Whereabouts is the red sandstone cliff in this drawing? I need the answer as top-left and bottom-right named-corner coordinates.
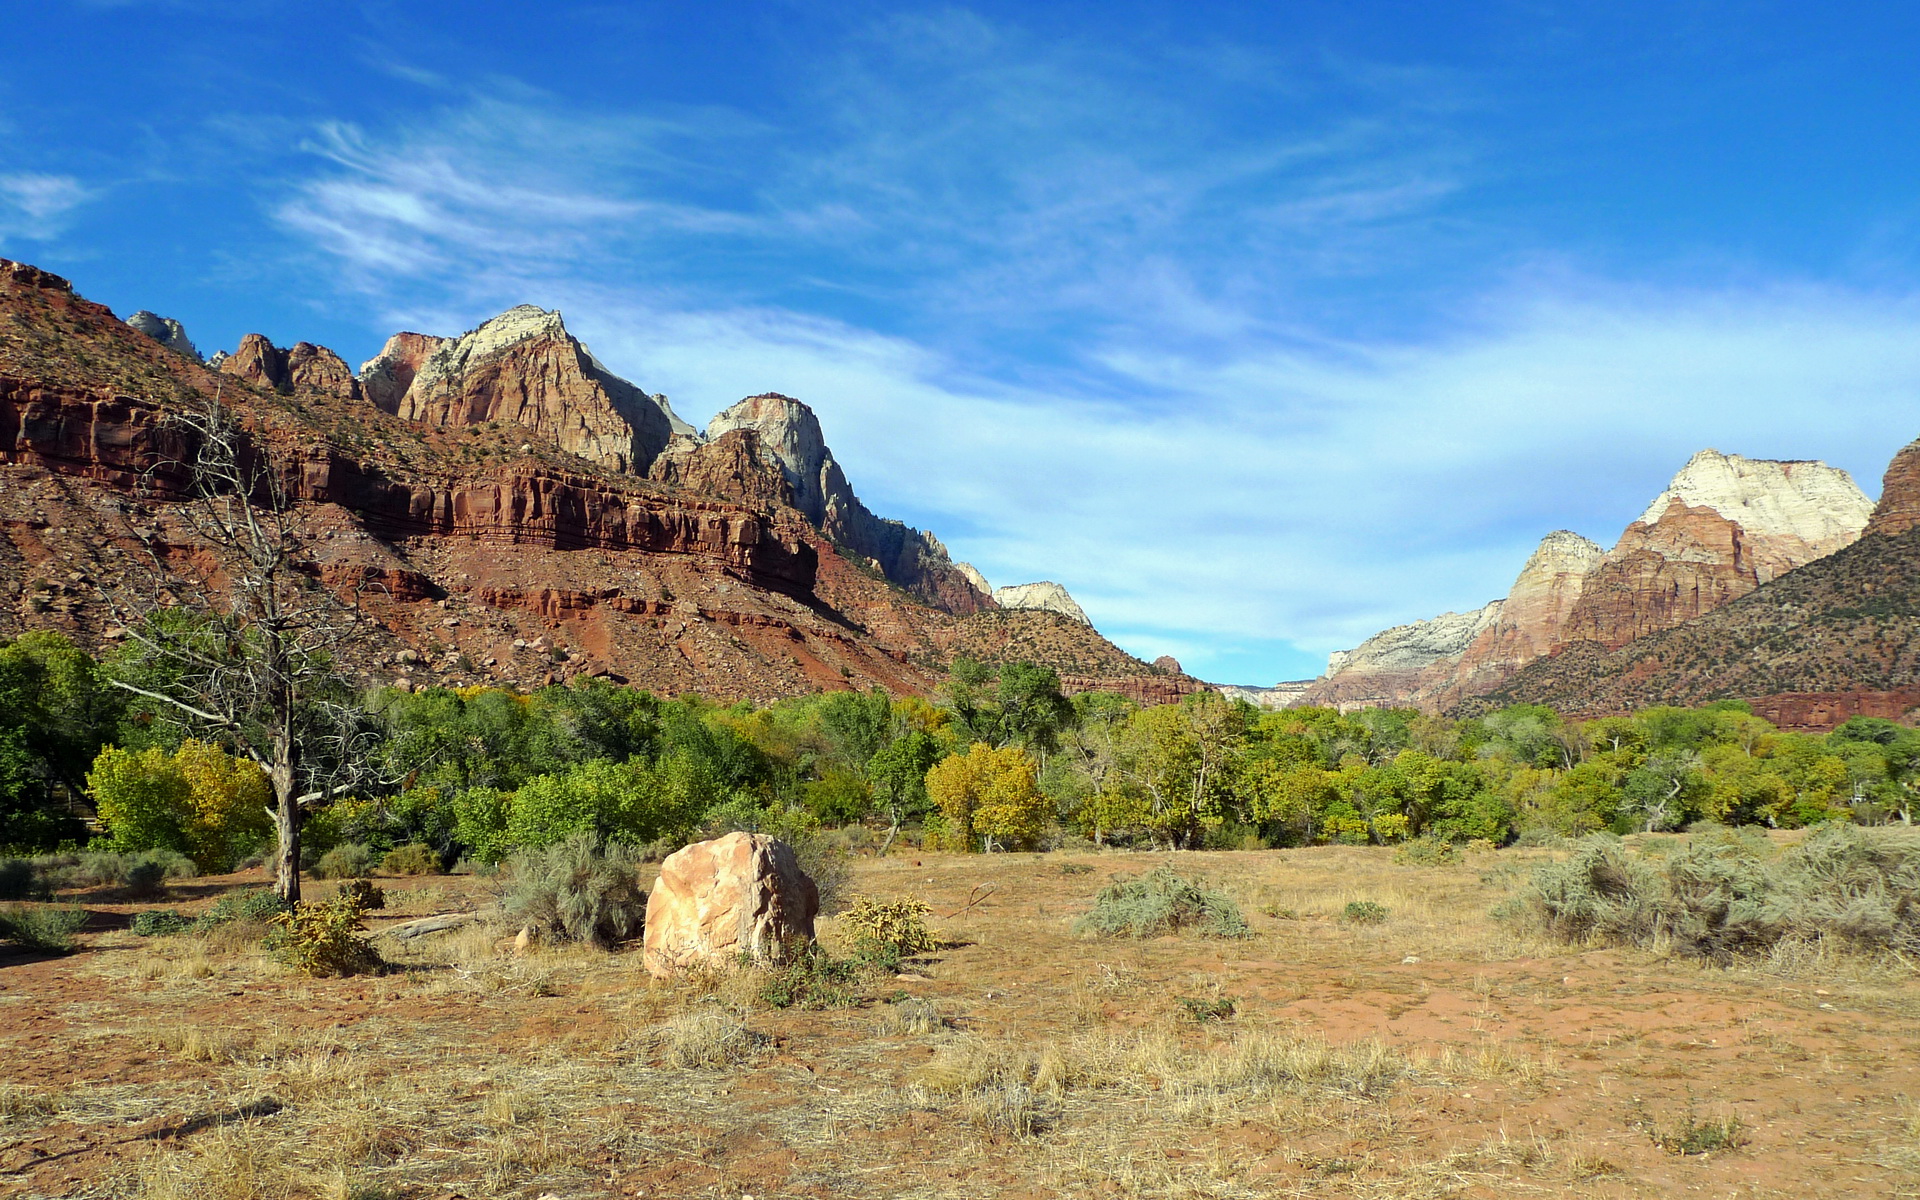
top-left (1866, 438), bottom-right (1920, 539)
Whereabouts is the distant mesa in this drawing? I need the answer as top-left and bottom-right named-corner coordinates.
top-left (992, 581), bottom-right (1090, 625)
top-left (125, 311), bottom-right (199, 361)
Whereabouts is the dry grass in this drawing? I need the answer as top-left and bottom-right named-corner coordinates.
top-left (9, 844), bottom-right (1916, 1199)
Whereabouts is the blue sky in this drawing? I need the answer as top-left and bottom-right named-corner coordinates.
top-left (7, 2), bottom-right (1920, 684)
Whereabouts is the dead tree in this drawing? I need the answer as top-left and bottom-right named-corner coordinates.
top-left (108, 390), bottom-right (369, 903)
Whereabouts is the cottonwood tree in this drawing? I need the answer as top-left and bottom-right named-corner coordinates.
top-left (109, 392), bottom-right (372, 903)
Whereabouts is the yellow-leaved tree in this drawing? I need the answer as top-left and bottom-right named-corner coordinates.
top-left (88, 739), bottom-right (272, 871)
top-left (924, 742), bottom-right (1048, 851)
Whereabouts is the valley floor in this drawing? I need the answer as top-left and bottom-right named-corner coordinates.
top-left (4, 843), bottom-right (1918, 1199)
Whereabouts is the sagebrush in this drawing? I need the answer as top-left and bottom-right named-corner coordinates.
top-left (501, 833), bottom-right (647, 947)
top-left (1519, 824), bottom-right (1920, 960)
top-left (1074, 865), bottom-right (1249, 939)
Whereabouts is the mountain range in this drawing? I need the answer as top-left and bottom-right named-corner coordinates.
top-left (0, 258), bottom-right (1205, 706)
top-left (4, 257), bottom-right (1915, 728)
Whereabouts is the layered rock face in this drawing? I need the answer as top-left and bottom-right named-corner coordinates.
top-left (1219, 681), bottom-right (1315, 709)
top-left (1558, 450), bottom-right (1873, 648)
top-left (370, 306), bottom-right (693, 474)
top-left (686, 393), bottom-right (993, 615)
top-left (1866, 438), bottom-right (1920, 539)
top-left (1301, 601), bottom-right (1503, 709)
top-left (125, 311), bottom-right (198, 360)
top-left (992, 581), bottom-right (1089, 625)
top-left (642, 832), bottom-right (819, 978)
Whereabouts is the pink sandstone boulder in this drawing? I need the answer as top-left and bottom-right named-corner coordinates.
top-left (642, 832), bottom-right (819, 978)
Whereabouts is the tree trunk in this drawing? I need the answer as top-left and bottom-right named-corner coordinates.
top-left (271, 720), bottom-right (301, 904)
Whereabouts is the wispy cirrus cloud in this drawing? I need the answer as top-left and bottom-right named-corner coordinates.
top-left (0, 172), bottom-right (93, 244)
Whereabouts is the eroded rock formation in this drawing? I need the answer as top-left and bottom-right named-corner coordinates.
top-left (379, 306), bottom-right (692, 474)
top-left (1557, 450), bottom-right (1873, 649)
top-left (1301, 601), bottom-right (1503, 710)
top-left (1866, 438), bottom-right (1920, 540)
top-left (219, 334), bottom-right (360, 399)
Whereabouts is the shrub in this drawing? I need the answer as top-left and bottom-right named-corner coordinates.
top-left (653, 1008), bottom-right (770, 1068)
top-left (1393, 838), bottom-right (1460, 866)
top-left (380, 843), bottom-right (441, 876)
top-left (1517, 824), bottom-right (1920, 961)
top-left (314, 843), bottom-right (376, 880)
top-left (755, 943), bottom-right (862, 1009)
top-left (0, 905), bottom-right (86, 953)
top-left (192, 888), bottom-right (288, 931)
top-left (501, 833), bottom-right (647, 948)
top-left (1341, 901), bottom-right (1389, 925)
top-left (266, 891), bottom-right (384, 977)
top-left (1177, 995), bottom-right (1236, 1022)
top-left (1074, 865), bottom-right (1250, 939)
top-left (0, 859), bottom-right (47, 901)
top-left (336, 878), bottom-right (386, 912)
top-left (840, 895), bottom-right (938, 962)
top-left (86, 742), bottom-right (271, 872)
top-left (131, 909), bottom-right (194, 936)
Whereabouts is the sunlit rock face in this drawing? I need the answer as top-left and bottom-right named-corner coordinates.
top-left (992, 581), bottom-right (1091, 625)
top-left (374, 305), bottom-right (693, 474)
top-left (1558, 450), bottom-right (1874, 649)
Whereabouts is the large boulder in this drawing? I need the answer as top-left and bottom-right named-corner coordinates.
top-left (642, 832), bottom-right (819, 978)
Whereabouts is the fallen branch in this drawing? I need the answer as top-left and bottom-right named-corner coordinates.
top-left (376, 911), bottom-right (483, 941)
top-left (944, 884), bottom-right (996, 919)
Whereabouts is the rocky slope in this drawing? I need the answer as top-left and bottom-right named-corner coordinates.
top-left (0, 258), bottom-right (1156, 703)
top-left (1436, 531), bottom-right (1606, 704)
top-left (689, 393), bottom-right (991, 614)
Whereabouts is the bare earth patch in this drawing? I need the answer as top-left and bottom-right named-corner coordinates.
top-left (3, 843), bottom-right (1918, 1198)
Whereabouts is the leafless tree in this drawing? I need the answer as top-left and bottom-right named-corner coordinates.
top-left (108, 389), bottom-right (372, 903)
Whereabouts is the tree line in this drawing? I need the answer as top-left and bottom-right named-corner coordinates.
top-left (5, 629), bottom-right (1916, 872)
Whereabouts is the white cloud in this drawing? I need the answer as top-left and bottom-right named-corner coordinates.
top-left (0, 172), bottom-right (91, 243)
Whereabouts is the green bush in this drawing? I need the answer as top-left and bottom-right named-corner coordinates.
top-left (1393, 838), bottom-right (1460, 866)
top-left (131, 909), bottom-right (194, 936)
top-left (1517, 825), bottom-right (1920, 961)
top-left (336, 878), bottom-right (386, 913)
top-left (192, 888), bottom-right (288, 931)
top-left (379, 843), bottom-right (441, 876)
top-left (1073, 865), bottom-right (1250, 939)
top-left (313, 843), bottom-right (375, 880)
top-left (755, 943), bottom-right (862, 1009)
top-left (0, 905), bottom-right (87, 952)
top-left (501, 833), bottom-right (647, 947)
top-left (1341, 901), bottom-right (1390, 925)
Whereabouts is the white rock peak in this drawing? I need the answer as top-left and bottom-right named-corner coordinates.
top-left (992, 581), bottom-right (1091, 626)
top-left (954, 562), bottom-right (991, 596)
top-left (1634, 448), bottom-right (1874, 548)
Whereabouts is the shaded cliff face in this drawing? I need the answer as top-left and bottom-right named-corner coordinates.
top-left (684, 393), bottom-right (994, 615)
top-left (368, 306), bottom-right (693, 475)
top-left (1558, 450), bottom-right (1874, 649)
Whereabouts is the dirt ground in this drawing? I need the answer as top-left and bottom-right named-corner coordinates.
top-left (4, 842), bottom-right (1919, 1199)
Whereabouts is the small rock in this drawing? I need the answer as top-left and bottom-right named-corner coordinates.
top-left (1401, 956), bottom-right (1421, 964)
top-left (514, 926), bottom-right (535, 956)
top-left (442, 617), bottom-right (460, 627)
